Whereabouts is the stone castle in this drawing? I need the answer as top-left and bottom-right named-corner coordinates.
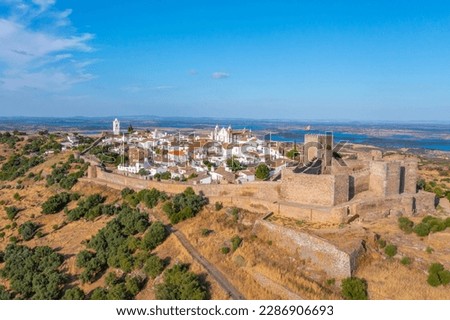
top-left (87, 133), bottom-right (436, 224)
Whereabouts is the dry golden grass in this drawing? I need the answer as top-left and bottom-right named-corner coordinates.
top-left (357, 255), bottom-right (450, 300)
top-left (177, 205), bottom-right (340, 300)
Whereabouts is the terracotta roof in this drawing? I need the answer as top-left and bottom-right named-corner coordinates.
top-left (168, 150), bottom-right (186, 156)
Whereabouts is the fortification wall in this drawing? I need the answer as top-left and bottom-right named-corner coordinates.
top-left (89, 165), bottom-right (431, 224)
top-left (349, 169), bottom-right (370, 199)
top-left (96, 168), bottom-right (282, 201)
top-left (335, 192), bottom-right (436, 221)
top-left (253, 220), bottom-right (364, 278)
top-left (96, 169), bottom-right (188, 194)
top-left (403, 159), bottom-right (418, 194)
top-left (97, 167), bottom-right (346, 207)
top-left (386, 162), bottom-right (401, 196)
top-left (369, 161), bottom-right (387, 196)
top-left (280, 170), bottom-right (336, 206)
top-left (334, 174), bottom-right (350, 204)
top-left (414, 191), bottom-right (437, 214)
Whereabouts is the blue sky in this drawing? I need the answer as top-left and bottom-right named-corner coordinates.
top-left (0, 0), bottom-right (450, 121)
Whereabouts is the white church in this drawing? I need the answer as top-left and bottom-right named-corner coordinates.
top-left (210, 125), bottom-right (253, 143)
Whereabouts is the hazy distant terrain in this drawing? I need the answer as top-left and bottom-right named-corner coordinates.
top-left (1, 116), bottom-right (449, 152)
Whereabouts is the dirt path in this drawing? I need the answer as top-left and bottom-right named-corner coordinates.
top-left (146, 206), bottom-right (245, 300)
top-left (170, 226), bottom-right (245, 300)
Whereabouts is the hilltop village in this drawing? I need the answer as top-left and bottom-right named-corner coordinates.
top-left (78, 119), bottom-right (435, 225)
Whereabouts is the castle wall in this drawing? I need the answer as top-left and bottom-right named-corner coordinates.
top-left (332, 192), bottom-right (436, 221)
top-left (280, 169), bottom-right (336, 206)
top-left (414, 191), bottom-right (437, 214)
top-left (369, 161), bottom-right (388, 196)
top-left (403, 159), bottom-right (418, 194)
top-left (253, 220), bottom-right (364, 278)
top-left (88, 162), bottom-right (432, 223)
top-left (349, 169), bottom-right (370, 199)
top-left (385, 162), bottom-right (401, 196)
top-left (334, 174), bottom-right (350, 204)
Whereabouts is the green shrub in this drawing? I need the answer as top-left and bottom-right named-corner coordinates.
top-left (384, 244), bottom-right (397, 258)
top-left (142, 221), bottom-right (167, 250)
top-left (231, 236), bottom-right (242, 251)
top-left (214, 202), bottom-right (223, 211)
top-left (230, 207), bottom-right (239, 222)
top-left (255, 163), bottom-right (270, 180)
top-left (428, 272), bottom-right (442, 287)
top-left (125, 275), bottom-right (144, 296)
top-left (5, 206), bottom-right (19, 220)
top-left (138, 188), bottom-right (168, 209)
top-left (413, 223), bottom-right (431, 237)
top-left (398, 217), bottom-right (414, 234)
top-left (155, 264), bottom-right (208, 300)
top-left (0, 154), bottom-right (44, 181)
top-left (426, 246), bottom-right (434, 254)
top-left (0, 285), bottom-right (13, 300)
top-left (41, 192), bottom-right (71, 214)
top-left (90, 287), bottom-right (108, 300)
top-left (144, 255), bottom-right (165, 278)
top-left (160, 171), bottom-right (171, 180)
top-left (66, 194), bottom-right (109, 221)
top-left (18, 221), bottom-right (39, 241)
top-left (13, 192), bottom-right (21, 201)
top-left (440, 270), bottom-right (450, 285)
top-left (2, 244), bottom-right (65, 299)
top-left (62, 287), bottom-right (85, 300)
top-left (77, 205), bottom-right (151, 277)
top-left (326, 278), bottom-right (336, 286)
top-left (400, 257), bottom-right (411, 266)
top-left (221, 247), bottom-right (230, 254)
top-left (162, 187), bottom-right (207, 224)
top-left (341, 277), bottom-right (368, 300)
top-left (76, 250), bottom-right (96, 268)
top-left (427, 263), bottom-right (450, 287)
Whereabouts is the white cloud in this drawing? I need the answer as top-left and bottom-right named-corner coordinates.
top-left (212, 71), bottom-right (229, 79)
top-left (0, 19), bottom-right (93, 66)
top-left (30, 0), bottom-right (55, 14)
top-left (0, 1), bottom-right (95, 91)
top-left (0, 69), bottom-right (92, 91)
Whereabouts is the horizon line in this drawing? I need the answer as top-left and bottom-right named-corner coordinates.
top-left (0, 115), bottom-right (449, 125)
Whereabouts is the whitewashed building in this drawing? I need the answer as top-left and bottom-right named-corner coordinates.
top-left (113, 118), bottom-right (120, 135)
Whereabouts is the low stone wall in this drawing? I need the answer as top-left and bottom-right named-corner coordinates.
top-left (332, 191), bottom-right (436, 222)
top-left (253, 220), bottom-right (364, 278)
top-left (207, 196), bottom-right (342, 223)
